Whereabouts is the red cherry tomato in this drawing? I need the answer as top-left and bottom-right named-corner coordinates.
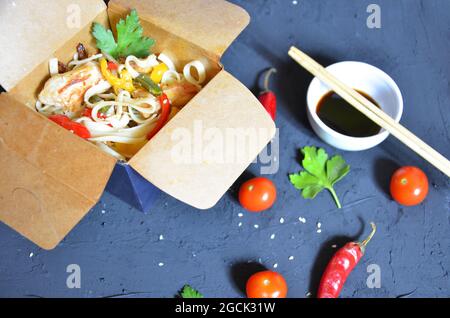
top-left (238, 177), bottom-right (277, 212)
top-left (48, 115), bottom-right (91, 139)
top-left (246, 271), bottom-right (288, 298)
top-left (390, 166), bottom-right (429, 206)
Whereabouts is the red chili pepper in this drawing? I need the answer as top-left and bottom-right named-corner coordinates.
top-left (48, 115), bottom-right (91, 139)
top-left (258, 68), bottom-right (277, 121)
top-left (147, 93), bottom-right (172, 140)
top-left (317, 222), bottom-right (377, 298)
top-left (107, 61), bottom-right (119, 71)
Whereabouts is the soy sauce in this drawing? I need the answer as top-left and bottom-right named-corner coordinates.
top-left (317, 90), bottom-right (381, 137)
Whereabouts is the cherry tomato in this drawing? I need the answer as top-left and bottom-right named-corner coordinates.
top-left (246, 271), bottom-right (288, 298)
top-left (239, 177), bottom-right (277, 212)
top-left (48, 115), bottom-right (91, 139)
top-left (390, 166), bottom-right (429, 206)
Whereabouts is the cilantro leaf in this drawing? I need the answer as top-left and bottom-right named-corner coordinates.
top-left (180, 285), bottom-right (204, 298)
top-left (289, 146), bottom-right (350, 209)
top-left (92, 23), bottom-right (117, 56)
top-left (92, 9), bottom-right (154, 59)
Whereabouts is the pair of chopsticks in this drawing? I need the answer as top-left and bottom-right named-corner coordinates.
top-left (288, 46), bottom-right (450, 178)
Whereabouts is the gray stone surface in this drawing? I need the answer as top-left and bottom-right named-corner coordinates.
top-left (0, 0), bottom-right (449, 298)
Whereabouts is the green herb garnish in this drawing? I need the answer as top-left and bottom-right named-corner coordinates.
top-left (92, 9), bottom-right (155, 59)
top-left (289, 146), bottom-right (350, 209)
top-left (180, 285), bottom-right (204, 298)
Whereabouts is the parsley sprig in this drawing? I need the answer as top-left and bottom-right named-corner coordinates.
top-left (180, 285), bottom-right (204, 298)
top-left (92, 9), bottom-right (155, 59)
top-left (289, 146), bottom-right (350, 209)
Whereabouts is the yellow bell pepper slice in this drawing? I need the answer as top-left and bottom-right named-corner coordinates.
top-left (150, 63), bottom-right (169, 83)
top-left (100, 58), bottom-right (135, 93)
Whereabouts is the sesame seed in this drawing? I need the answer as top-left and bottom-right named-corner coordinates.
top-left (158, 262), bottom-right (164, 267)
top-left (159, 235), bottom-right (164, 241)
top-left (270, 234), bottom-right (276, 240)
top-left (29, 252), bottom-right (34, 258)
top-left (332, 244), bottom-right (337, 248)
top-left (299, 217), bottom-right (306, 223)
top-left (238, 213), bottom-right (244, 218)
top-left (273, 263), bottom-right (278, 269)
top-left (317, 222), bottom-right (322, 228)
top-left (317, 229), bottom-right (322, 234)
top-left (238, 222), bottom-right (243, 227)
top-left (288, 256), bottom-right (295, 261)
top-left (279, 217), bottom-right (285, 224)
top-left (254, 224), bottom-right (259, 229)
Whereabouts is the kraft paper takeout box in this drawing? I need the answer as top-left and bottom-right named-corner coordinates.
top-left (0, 0), bottom-right (276, 250)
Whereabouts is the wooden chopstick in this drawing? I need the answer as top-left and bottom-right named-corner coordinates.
top-left (288, 46), bottom-right (450, 178)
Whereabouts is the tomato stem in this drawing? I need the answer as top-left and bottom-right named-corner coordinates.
top-left (359, 222), bottom-right (377, 253)
top-left (262, 68), bottom-right (277, 92)
top-left (328, 187), bottom-right (342, 209)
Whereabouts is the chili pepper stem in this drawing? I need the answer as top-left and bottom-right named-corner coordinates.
top-left (359, 222), bottom-right (377, 254)
top-left (262, 68), bottom-right (277, 92)
top-left (328, 187), bottom-right (342, 209)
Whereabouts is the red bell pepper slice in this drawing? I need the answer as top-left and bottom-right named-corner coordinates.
top-left (48, 115), bottom-right (91, 139)
top-left (147, 93), bottom-right (172, 140)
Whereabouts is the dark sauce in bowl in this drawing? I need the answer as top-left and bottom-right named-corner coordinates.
top-left (317, 90), bottom-right (382, 137)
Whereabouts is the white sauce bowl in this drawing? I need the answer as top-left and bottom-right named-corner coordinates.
top-left (306, 61), bottom-right (403, 151)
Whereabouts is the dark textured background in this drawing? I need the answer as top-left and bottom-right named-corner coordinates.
top-left (0, 0), bottom-right (449, 298)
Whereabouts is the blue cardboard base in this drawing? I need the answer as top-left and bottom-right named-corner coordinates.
top-left (105, 162), bottom-right (162, 213)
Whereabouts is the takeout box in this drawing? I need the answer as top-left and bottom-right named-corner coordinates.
top-left (0, 0), bottom-right (275, 250)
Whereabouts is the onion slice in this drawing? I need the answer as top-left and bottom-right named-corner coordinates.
top-left (183, 60), bottom-right (206, 85)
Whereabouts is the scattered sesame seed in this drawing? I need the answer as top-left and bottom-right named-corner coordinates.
top-left (299, 217), bottom-right (306, 223)
top-left (238, 213), bottom-right (244, 218)
top-left (292, 0), bottom-right (298, 5)
top-left (317, 229), bottom-right (322, 234)
top-left (270, 234), bottom-right (276, 240)
top-left (158, 262), bottom-right (164, 267)
top-left (159, 235), bottom-right (164, 241)
top-left (254, 224), bottom-right (259, 229)
top-left (332, 244), bottom-right (337, 248)
top-left (29, 252), bottom-right (34, 258)
top-left (273, 263), bottom-right (278, 269)
top-left (288, 256), bottom-right (295, 261)
top-left (317, 222), bottom-right (322, 228)
top-left (306, 292), bottom-right (312, 297)
top-left (279, 217), bottom-right (285, 224)
top-left (101, 210), bottom-right (106, 214)
top-left (238, 222), bottom-right (243, 227)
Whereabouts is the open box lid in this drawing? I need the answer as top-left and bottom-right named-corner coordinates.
top-left (0, 0), bottom-right (115, 250)
top-left (0, 0), bottom-right (106, 91)
top-left (108, 0), bottom-right (250, 61)
top-left (130, 70), bottom-right (276, 209)
top-left (0, 94), bottom-right (116, 249)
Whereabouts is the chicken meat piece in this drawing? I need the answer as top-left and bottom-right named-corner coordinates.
top-left (38, 62), bottom-right (104, 113)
